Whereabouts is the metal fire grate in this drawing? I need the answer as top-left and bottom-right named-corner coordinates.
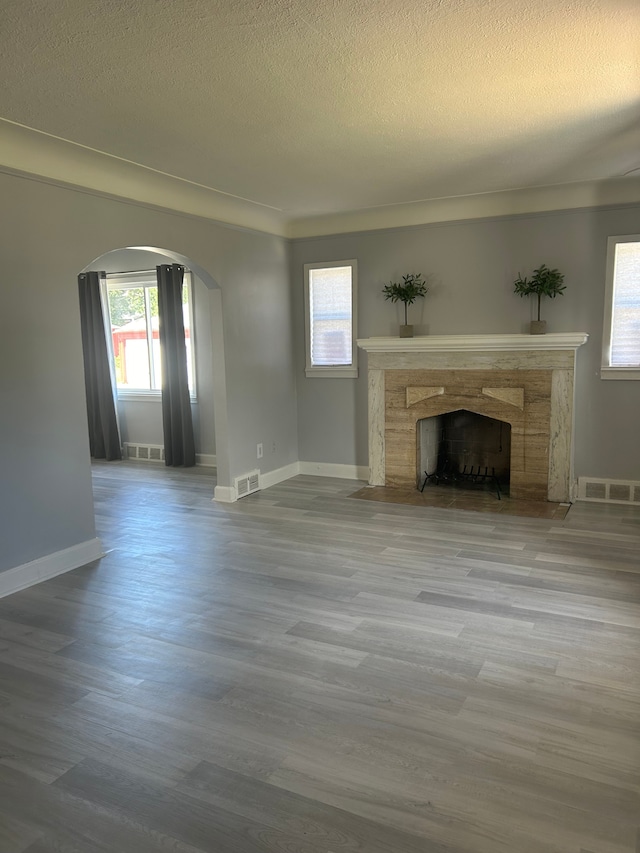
top-left (420, 462), bottom-right (503, 500)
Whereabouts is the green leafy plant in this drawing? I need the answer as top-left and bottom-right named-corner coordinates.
top-left (513, 264), bottom-right (566, 321)
top-left (382, 273), bottom-right (428, 325)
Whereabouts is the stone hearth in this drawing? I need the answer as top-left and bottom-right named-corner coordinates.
top-left (357, 334), bottom-right (588, 502)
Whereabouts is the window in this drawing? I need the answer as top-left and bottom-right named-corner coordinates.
top-left (102, 271), bottom-right (196, 398)
top-left (304, 260), bottom-right (357, 378)
top-left (602, 236), bottom-right (640, 380)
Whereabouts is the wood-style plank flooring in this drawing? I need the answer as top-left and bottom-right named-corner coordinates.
top-left (349, 484), bottom-right (571, 519)
top-left (0, 461), bottom-right (639, 852)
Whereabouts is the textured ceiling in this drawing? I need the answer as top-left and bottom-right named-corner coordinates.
top-left (1, 0), bottom-right (639, 221)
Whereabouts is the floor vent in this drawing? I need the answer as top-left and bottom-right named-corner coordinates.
top-left (123, 443), bottom-right (165, 463)
top-left (235, 470), bottom-right (260, 499)
top-left (577, 477), bottom-right (640, 505)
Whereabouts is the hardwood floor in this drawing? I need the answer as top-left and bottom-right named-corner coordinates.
top-left (0, 461), bottom-right (639, 852)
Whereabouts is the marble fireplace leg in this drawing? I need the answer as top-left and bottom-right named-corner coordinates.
top-left (368, 369), bottom-right (385, 485)
top-left (548, 368), bottom-right (573, 502)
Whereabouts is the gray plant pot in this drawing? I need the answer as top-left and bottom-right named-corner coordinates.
top-left (400, 324), bottom-right (414, 338)
top-left (530, 320), bottom-right (547, 335)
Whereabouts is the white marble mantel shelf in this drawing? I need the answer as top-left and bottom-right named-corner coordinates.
top-left (357, 333), bottom-right (588, 353)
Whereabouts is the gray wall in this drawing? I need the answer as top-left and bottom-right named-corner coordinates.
top-left (0, 171), bottom-right (297, 573)
top-left (91, 248), bottom-right (217, 458)
top-left (291, 203), bottom-right (640, 481)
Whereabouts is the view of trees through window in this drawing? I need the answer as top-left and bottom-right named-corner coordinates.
top-left (108, 285), bottom-right (159, 327)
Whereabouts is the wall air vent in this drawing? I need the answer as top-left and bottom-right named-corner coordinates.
top-left (234, 470), bottom-right (261, 499)
top-left (122, 443), bottom-right (165, 462)
top-left (577, 477), bottom-right (640, 505)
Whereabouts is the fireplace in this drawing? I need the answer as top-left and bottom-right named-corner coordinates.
top-left (418, 411), bottom-right (511, 494)
top-left (358, 334), bottom-right (588, 502)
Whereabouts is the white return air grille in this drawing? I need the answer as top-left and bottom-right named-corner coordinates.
top-left (577, 477), bottom-right (640, 505)
top-left (235, 469), bottom-right (260, 499)
top-left (123, 443), bottom-right (165, 462)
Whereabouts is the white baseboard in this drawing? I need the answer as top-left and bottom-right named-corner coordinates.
top-left (576, 477), bottom-right (640, 505)
top-left (0, 538), bottom-right (105, 599)
top-left (214, 463), bottom-right (298, 503)
top-left (259, 462), bottom-right (300, 490)
top-left (213, 485), bottom-right (237, 503)
top-left (123, 444), bottom-right (216, 469)
top-left (196, 453), bottom-right (217, 468)
top-left (214, 460), bottom-right (369, 503)
top-left (299, 461), bottom-right (369, 481)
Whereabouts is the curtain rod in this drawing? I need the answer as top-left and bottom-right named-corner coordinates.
top-left (104, 267), bottom-right (190, 278)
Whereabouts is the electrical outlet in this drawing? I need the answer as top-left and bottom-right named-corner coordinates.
top-left (257, 443), bottom-right (263, 459)
top-left (271, 441), bottom-right (276, 453)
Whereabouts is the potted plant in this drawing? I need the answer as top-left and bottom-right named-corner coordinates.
top-left (513, 264), bottom-right (566, 334)
top-left (382, 273), bottom-right (428, 338)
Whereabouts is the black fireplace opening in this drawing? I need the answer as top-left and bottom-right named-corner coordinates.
top-left (417, 410), bottom-right (511, 498)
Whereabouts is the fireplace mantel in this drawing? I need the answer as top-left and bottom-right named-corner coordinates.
top-left (357, 333), bottom-right (588, 353)
top-left (358, 332), bottom-right (588, 502)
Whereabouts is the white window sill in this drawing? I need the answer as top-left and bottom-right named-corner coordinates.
top-left (600, 367), bottom-right (640, 380)
top-left (305, 366), bottom-right (358, 379)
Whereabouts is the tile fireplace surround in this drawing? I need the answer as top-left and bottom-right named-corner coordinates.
top-left (357, 334), bottom-right (588, 502)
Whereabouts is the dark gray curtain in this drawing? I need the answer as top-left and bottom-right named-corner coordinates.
top-left (78, 271), bottom-right (122, 460)
top-left (157, 264), bottom-right (196, 467)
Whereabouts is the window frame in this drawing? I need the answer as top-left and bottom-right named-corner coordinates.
top-left (102, 270), bottom-right (197, 401)
top-left (601, 235), bottom-right (640, 381)
top-left (303, 259), bottom-right (358, 379)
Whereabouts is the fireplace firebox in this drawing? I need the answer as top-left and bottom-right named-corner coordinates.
top-left (418, 411), bottom-right (511, 498)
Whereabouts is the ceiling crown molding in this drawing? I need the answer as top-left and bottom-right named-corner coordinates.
top-left (288, 179), bottom-right (640, 239)
top-left (2, 119), bottom-right (640, 240)
top-left (0, 119), bottom-right (288, 237)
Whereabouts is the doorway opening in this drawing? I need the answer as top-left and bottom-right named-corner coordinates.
top-left (79, 246), bottom-right (229, 493)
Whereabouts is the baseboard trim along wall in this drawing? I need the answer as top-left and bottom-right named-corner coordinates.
top-left (122, 443), bottom-right (216, 469)
top-left (298, 461), bottom-right (370, 481)
top-left (260, 462), bottom-right (301, 491)
top-left (213, 485), bottom-right (237, 503)
top-left (576, 477), bottom-right (640, 505)
top-left (214, 461), bottom-right (369, 503)
top-left (196, 453), bottom-right (217, 468)
top-left (0, 538), bottom-right (105, 599)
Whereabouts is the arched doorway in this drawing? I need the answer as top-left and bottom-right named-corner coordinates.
top-left (80, 246), bottom-right (230, 496)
